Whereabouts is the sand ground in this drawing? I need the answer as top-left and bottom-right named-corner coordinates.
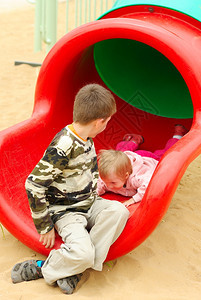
top-left (1, 1), bottom-right (201, 299)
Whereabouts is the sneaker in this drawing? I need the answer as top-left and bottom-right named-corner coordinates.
top-left (11, 260), bottom-right (43, 283)
top-left (174, 124), bottom-right (188, 136)
top-left (57, 274), bottom-right (82, 294)
top-left (123, 133), bottom-right (144, 145)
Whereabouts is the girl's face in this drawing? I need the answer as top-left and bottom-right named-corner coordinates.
top-left (102, 172), bottom-right (129, 191)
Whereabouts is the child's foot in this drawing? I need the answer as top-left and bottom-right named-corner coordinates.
top-left (123, 134), bottom-right (144, 145)
top-left (57, 274), bottom-right (82, 294)
top-left (174, 124), bottom-right (188, 136)
top-left (11, 260), bottom-right (43, 283)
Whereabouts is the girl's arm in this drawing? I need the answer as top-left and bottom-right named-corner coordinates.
top-left (123, 178), bottom-right (148, 207)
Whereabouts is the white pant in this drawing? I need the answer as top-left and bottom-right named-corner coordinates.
top-left (41, 198), bottom-right (129, 285)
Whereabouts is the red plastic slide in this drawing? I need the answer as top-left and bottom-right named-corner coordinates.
top-left (0, 2), bottom-right (201, 261)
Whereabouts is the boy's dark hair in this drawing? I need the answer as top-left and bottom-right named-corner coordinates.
top-left (73, 84), bottom-right (116, 124)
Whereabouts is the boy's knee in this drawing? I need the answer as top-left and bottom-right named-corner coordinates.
top-left (110, 201), bottom-right (129, 220)
top-left (77, 244), bottom-right (95, 268)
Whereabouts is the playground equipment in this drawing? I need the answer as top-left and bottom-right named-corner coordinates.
top-left (1, 0), bottom-right (201, 261)
top-left (32, 0), bottom-right (116, 52)
top-left (33, 0), bottom-right (58, 52)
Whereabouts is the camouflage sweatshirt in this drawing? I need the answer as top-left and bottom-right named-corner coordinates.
top-left (25, 125), bottom-right (99, 234)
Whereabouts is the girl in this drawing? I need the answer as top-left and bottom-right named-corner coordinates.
top-left (97, 125), bottom-right (188, 207)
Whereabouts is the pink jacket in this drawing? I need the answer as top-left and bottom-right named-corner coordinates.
top-left (97, 151), bottom-right (158, 203)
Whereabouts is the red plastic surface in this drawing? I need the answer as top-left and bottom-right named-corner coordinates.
top-left (1, 8), bottom-right (201, 261)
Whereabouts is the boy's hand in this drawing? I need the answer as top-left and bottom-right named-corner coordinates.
top-left (123, 198), bottom-right (135, 207)
top-left (39, 228), bottom-right (55, 248)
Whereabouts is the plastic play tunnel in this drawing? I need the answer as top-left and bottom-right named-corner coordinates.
top-left (1, 0), bottom-right (201, 260)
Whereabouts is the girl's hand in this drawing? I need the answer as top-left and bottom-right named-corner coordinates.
top-left (39, 228), bottom-right (55, 248)
top-left (123, 198), bottom-right (135, 207)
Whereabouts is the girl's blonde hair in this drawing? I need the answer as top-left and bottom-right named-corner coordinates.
top-left (98, 150), bottom-right (132, 180)
top-left (73, 84), bottom-right (116, 124)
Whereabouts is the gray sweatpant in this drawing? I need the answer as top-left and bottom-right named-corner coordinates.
top-left (41, 198), bottom-right (129, 285)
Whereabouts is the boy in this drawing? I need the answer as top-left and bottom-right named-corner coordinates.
top-left (11, 84), bottom-right (129, 294)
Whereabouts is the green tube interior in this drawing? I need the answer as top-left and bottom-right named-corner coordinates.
top-left (94, 39), bottom-right (193, 118)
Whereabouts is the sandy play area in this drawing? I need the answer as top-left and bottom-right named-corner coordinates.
top-left (0, 1), bottom-right (201, 299)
